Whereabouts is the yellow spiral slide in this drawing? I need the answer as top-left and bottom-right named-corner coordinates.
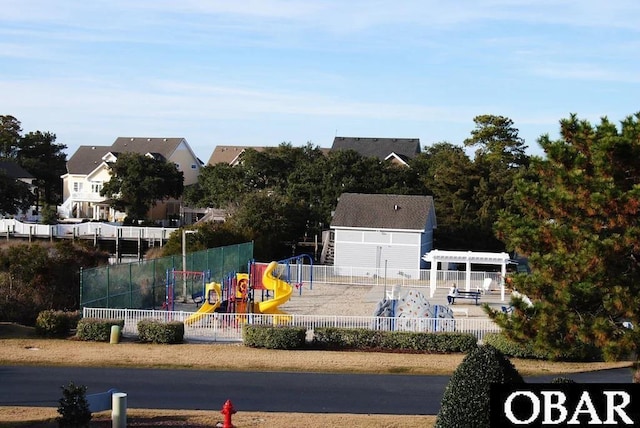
top-left (256, 261), bottom-right (293, 314)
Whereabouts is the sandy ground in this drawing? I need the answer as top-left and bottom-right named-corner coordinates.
top-left (175, 281), bottom-right (510, 318)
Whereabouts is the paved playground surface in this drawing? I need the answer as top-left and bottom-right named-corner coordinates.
top-left (263, 282), bottom-right (510, 318)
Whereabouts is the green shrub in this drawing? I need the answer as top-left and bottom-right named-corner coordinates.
top-left (311, 327), bottom-right (345, 349)
top-left (76, 318), bottom-right (124, 342)
top-left (243, 325), bottom-right (306, 349)
top-left (56, 382), bottom-right (92, 428)
top-left (435, 345), bottom-right (524, 428)
top-left (35, 310), bottom-right (80, 338)
top-left (137, 319), bottom-right (184, 344)
top-left (381, 331), bottom-right (477, 353)
top-left (337, 328), bottom-right (385, 348)
top-left (313, 327), bottom-right (477, 353)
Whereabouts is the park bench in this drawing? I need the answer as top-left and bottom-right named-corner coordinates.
top-left (450, 290), bottom-right (481, 305)
top-left (450, 307), bottom-right (469, 317)
top-left (191, 291), bottom-right (204, 306)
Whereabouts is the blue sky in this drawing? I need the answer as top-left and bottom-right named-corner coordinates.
top-left (2, 1), bottom-right (639, 160)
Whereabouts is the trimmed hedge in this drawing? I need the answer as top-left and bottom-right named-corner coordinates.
top-left (35, 310), bottom-right (81, 338)
top-left (313, 327), bottom-right (477, 353)
top-left (138, 319), bottom-right (184, 344)
top-left (435, 345), bottom-right (524, 428)
top-left (76, 318), bottom-right (124, 342)
top-left (243, 325), bottom-right (306, 349)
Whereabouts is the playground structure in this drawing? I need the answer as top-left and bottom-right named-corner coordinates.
top-left (373, 286), bottom-right (455, 332)
top-left (164, 269), bottom-right (211, 311)
top-left (182, 255), bottom-right (313, 325)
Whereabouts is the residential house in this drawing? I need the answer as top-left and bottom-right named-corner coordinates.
top-left (328, 193), bottom-right (437, 278)
top-left (0, 161), bottom-right (36, 220)
top-left (330, 137), bottom-right (421, 167)
top-left (207, 146), bottom-right (266, 166)
top-left (207, 145), bottom-right (330, 166)
top-left (60, 137), bottom-right (203, 223)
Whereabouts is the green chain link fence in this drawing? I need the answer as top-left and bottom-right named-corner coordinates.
top-left (80, 242), bottom-right (254, 309)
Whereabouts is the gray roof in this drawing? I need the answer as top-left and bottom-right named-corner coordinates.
top-left (66, 137), bottom-right (187, 175)
top-left (331, 137), bottom-right (421, 161)
top-left (66, 146), bottom-right (111, 175)
top-left (110, 137), bottom-right (184, 159)
top-left (331, 193), bottom-right (435, 230)
top-left (0, 161), bottom-right (34, 179)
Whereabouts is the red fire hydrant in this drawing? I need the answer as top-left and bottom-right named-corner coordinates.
top-left (221, 399), bottom-right (236, 428)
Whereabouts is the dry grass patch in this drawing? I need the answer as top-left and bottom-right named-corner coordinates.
top-left (0, 407), bottom-right (435, 428)
top-left (0, 336), bottom-right (632, 376)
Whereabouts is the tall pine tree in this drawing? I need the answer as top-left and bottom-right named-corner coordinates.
top-left (492, 113), bottom-right (640, 361)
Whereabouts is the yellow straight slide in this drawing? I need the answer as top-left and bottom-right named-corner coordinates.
top-left (184, 282), bottom-right (222, 325)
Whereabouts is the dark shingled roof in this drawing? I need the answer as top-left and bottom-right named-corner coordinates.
top-left (0, 161), bottom-right (34, 179)
top-left (331, 193), bottom-right (434, 230)
top-left (66, 137), bottom-right (186, 175)
top-left (110, 137), bottom-right (184, 159)
top-left (331, 137), bottom-right (421, 161)
top-left (66, 146), bottom-right (111, 175)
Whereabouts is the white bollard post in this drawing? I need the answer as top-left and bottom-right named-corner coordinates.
top-left (112, 392), bottom-right (127, 428)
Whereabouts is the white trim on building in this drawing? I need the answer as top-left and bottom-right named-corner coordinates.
top-left (422, 249), bottom-right (510, 299)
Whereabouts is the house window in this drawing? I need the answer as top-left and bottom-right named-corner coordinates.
top-left (73, 182), bottom-right (83, 192)
top-left (191, 164), bottom-right (197, 169)
top-left (91, 182), bottom-right (103, 193)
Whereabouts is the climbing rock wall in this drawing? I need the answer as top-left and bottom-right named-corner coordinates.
top-left (372, 288), bottom-right (455, 332)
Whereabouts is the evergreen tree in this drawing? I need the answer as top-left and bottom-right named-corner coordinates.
top-left (17, 131), bottom-right (67, 206)
top-left (492, 113), bottom-right (640, 361)
top-left (0, 115), bottom-right (22, 159)
top-left (464, 115), bottom-right (529, 250)
top-left (0, 169), bottom-right (35, 215)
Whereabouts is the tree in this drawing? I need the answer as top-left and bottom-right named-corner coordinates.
top-left (491, 113), bottom-right (640, 361)
top-left (0, 170), bottom-right (35, 215)
top-left (183, 163), bottom-right (245, 209)
top-left (161, 222), bottom-right (252, 257)
top-left (464, 115), bottom-right (530, 250)
top-left (0, 115), bottom-right (21, 159)
top-left (17, 131), bottom-right (67, 206)
top-left (410, 143), bottom-right (481, 250)
top-left (228, 191), bottom-right (309, 260)
top-left (100, 152), bottom-right (184, 221)
top-left (0, 241), bottom-right (109, 325)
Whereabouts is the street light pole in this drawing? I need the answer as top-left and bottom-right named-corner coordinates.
top-left (181, 229), bottom-right (197, 303)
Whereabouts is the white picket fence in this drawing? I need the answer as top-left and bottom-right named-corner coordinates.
top-left (0, 219), bottom-right (177, 240)
top-left (83, 307), bottom-right (501, 343)
top-left (262, 262), bottom-right (504, 292)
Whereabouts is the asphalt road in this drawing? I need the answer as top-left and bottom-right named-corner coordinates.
top-left (0, 366), bottom-right (632, 415)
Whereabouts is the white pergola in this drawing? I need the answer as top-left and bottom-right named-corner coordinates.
top-left (422, 249), bottom-right (511, 301)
